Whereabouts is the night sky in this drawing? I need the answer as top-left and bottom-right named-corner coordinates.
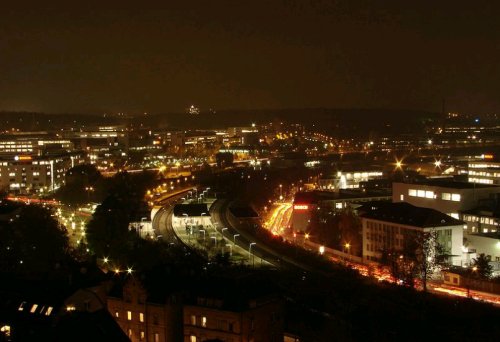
top-left (1, 2), bottom-right (499, 114)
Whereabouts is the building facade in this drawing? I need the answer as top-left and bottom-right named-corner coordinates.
top-left (359, 202), bottom-right (464, 266)
top-left (393, 180), bottom-right (500, 219)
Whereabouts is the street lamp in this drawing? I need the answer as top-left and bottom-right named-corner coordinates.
top-left (344, 243), bottom-right (350, 263)
top-left (221, 227), bottom-right (228, 236)
top-left (233, 234), bottom-right (240, 243)
top-left (249, 242), bottom-right (257, 266)
top-left (319, 246), bottom-right (325, 255)
top-left (199, 229), bottom-right (206, 241)
top-left (226, 244), bottom-right (233, 256)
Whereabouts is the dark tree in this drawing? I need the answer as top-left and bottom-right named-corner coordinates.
top-left (215, 152), bottom-right (234, 168)
top-left (471, 253), bottom-right (492, 279)
top-left (0, 204), bottom-right (69, 274)
top-left (55, 164), bottom-right (105, 206)
top-left (385, 229), bottom-right (446, 291)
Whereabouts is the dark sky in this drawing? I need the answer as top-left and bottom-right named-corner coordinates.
top-left (1, 2), bottom-right (500, 114)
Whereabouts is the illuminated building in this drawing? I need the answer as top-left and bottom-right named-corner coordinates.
top-left (467, 158), bottom-right (500, 185)
top-left (0, 132), bottom-right (74, 156)
top-left (393, 180), bottom-right (500, 220)
top-left (107, 278), bottom-right (183, 342)
top-left (108, 276), bottom-right (283, 342)
top-left (317, 170), bottom-right (384, 191)
top-left (0, 153), bottom-right (84, 194)
top-left (359, 202), bottom-right (464, 265)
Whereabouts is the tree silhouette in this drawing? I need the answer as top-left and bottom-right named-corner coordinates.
top-left (471, 253), bottom-right (492, 279)
top-left (0, 204), bottom-right (69, 274)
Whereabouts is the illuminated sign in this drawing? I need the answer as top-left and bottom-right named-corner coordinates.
top-left (14, 155), bottom-right (32, 161)
top-left (294, 204), bottom-right (309, 210)
top-left (484, 154), bottom-right (494, 159)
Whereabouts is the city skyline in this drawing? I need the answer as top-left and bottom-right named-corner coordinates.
top-left (2, 3), bottom-right (500, 114)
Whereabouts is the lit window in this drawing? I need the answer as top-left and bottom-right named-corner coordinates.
top-left (201, 316), bottom-right (207, 327)
top-left (400, 194), bottom-right (404, 201)
top-left (115, 311), bottom-right (119, 318)
top-left (441, 193), bottom-right (451, 201)
top-left (190, 315), bottom-right (196, 325)
top-left (408, 189), bottom-right (417, 197)
top-left (425, 191), bottom-right (434, 199)
top-left (417, 190), bottom-right (425, 198)
top-left (45, 307), bottom-right (53, 316)
top-left (451, 194), bottom-right (461, 202)
top-left (18, 302), bottom-right (26, 311)
top-left (30, 304), bottom-right (38, 313)
top-left (190, 336), bottom-right (197, 342)
top-left (128, 329), bottom-right (132, 337)
top-left (127, 311), bottom-right (132, 321)
top-left (140, 312), bottom-right (144, 322)
top-left (140, 331), bottom-right (145, 340)
top-left (154, 333), bottom-right (160, 342)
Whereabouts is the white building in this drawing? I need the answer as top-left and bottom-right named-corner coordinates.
top-left (359, 202), bottom-right (464, 266)
top-left (468, 159), bottom-right (500, 185)
top-left (0, 153), bottom-right (84, 194)
top-left (393, 180), bottom-right (500, 220)
top-left (463, 233), bottom-right (500, 265)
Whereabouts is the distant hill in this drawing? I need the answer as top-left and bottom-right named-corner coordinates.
top-left (0, 108), bottom-right (440, 137)
top-left (160, 108), bottom-right (440, 136)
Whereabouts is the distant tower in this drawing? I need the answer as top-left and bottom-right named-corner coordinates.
top-left (187, 105), bottom-right (200, 115)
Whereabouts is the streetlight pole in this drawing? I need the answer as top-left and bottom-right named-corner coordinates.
top-left (221, 227), bottom-right (228, 236)
top-left (233, 234), bottom-right (240, 244)
top-left (249, 242), bottom-right (256, 267)
top-left (344, 243), bottom-right (350, 264)
top-left (226, 244), bottom-right (233, 256)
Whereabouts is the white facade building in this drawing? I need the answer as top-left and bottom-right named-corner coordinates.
top-left (360, 202), bottom-right (464, 266)
top-left (393, 180), bottom-right (500, 220)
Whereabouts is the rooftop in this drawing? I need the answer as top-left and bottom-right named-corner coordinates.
top-left (294, 189), bottom-right (392, 205)
top-left (359, 202), bottom-right (464, 228)
top-left (173, 203), bottom-right (209, 217)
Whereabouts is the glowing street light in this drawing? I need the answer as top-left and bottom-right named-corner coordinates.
top-left (233, 234), bottom-right (240, 243)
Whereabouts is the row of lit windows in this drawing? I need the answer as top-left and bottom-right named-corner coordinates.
top-left (408, 189), bottom-right (436, 199)
top-left (126, 329), bottom-right (158, 341)
top-left (190, 315), bottom-right (207, 327)
top-left (115, 310), bottom-right (145, 322)
top-left (18, 302), bottom-right (53, 316)
top-left (468, 177), bottom-right (494, 184)
top-left (469, 163), bottom-right (500, 169)
top-left (408, 189), bottom-right (461, 201)
top-left (468, 170), bottom-right (500, 177)
top-left (465, 215), bottom-right (499, 226)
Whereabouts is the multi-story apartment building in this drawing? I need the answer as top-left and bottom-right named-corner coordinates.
top-left (108, 275), bottom-right (284, 342)
top-left (107, 278), bottom-right (183, 342)
top-left (359, 202), bottom-right (464, 265)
